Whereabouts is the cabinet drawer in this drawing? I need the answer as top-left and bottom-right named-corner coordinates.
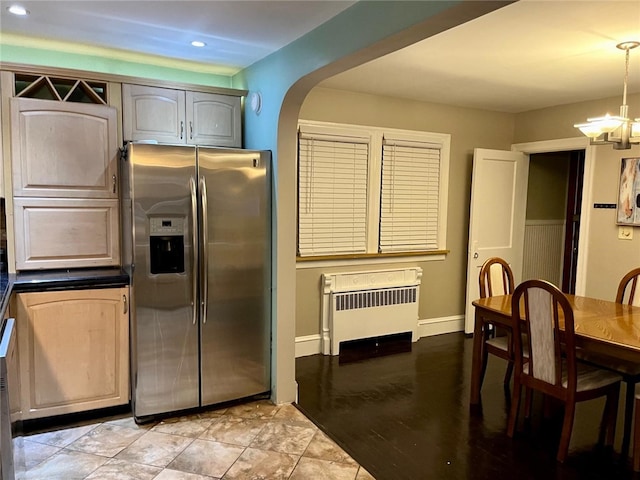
top-left (11, 98), bottom-right (118, 198)
top-left (13, 198), bottom-right (120, 270)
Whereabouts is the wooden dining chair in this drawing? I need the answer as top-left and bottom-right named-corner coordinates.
top-left (618, 267), bottom-right (640, 307)
top-left (478, 257), bottom-right (516, 389)
top-left (577, 266), bottom-right (640, 459)
top-left (506, 279), bottom-right (622, 463)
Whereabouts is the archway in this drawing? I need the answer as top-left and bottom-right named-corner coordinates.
top-left (234, 0), bottom-right (513, 403)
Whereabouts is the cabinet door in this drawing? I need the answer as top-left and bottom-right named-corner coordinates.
top-left (14, 197), bottom-right (120, 270)
top-left (186, 91), bottom-right (241, 147)
top-left (16, 288), bottom-right (129, 420)
top-left (122, 84), bottom-right (186, 144)
top-left (10, 98), bottom-right (118, 198)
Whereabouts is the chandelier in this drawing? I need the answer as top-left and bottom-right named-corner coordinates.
top-left (574, 41), bottom-right (640, 150)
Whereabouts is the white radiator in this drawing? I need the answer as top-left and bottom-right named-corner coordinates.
top-left (522, 220), bottom-right (565, 286)
top-left (321, 268), bottom-right (422, 355)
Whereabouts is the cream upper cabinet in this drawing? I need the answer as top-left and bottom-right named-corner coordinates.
top-left (10, 97), bottom-right (120, 270)
top-left (123, 84), bottom-right (242, 147)
top-left (10, 97), bottom-right (118, 198)
top-left (122, 84), bottom-right (186, 144)
top-left (186, 91), bottom-right (241, 147)
top-left (13, 197), bottom-right (120, 270)
top-left (15, 287), bottom-right (130, 420)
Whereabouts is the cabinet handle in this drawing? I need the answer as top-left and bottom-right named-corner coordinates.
top-left (123, 294), bottom-right (128, 314)
top-left (112, 174), bottom-right (117, 194)
top-left (190, 121), bottom-right (193, 140)
top-left (180, 121), bottom-right (184, 140)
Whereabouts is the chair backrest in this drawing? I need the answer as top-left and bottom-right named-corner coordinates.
top-left (511, 279), bottom-right (576, 395)
top-left (479, 257), bottom-right (515, 298)
top-left (616, 267), bottom-right (640, 307)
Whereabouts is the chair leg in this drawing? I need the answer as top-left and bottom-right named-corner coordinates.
top-left (633, 395), bottom-right (640, 472)
top-left (599, 385), bottom-right (619, 448)
top-left (507, 380), bottom-right (522, 438)
top-left (479, 345), bottom-right (489, 389)
top-left (543, 394), bottom-right (553, 419)
top-left (557, 401), bottom-right (576, 463)
top-left (503, 361), bottom-right (514, 387)
top-left (524, 388), bottom-right (533, 419)
top-left (620, 380), bottom-right (635, 458)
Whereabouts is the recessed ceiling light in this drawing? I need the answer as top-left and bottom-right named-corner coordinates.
top-left (191, 41), bottom-right (206, 48)
top-left (7, 5), bottom-right (29, 16)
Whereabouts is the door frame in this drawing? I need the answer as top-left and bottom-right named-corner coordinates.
top-left (511, 137), bottom-right (594, 296)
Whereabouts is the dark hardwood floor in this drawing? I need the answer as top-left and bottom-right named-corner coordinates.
top-left (295, 332), bottom-right (637, 480)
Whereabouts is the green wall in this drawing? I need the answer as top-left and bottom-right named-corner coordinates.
top-left (0, 44), bottom-right (233, 88)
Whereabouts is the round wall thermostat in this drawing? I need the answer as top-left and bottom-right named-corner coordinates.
top-left (249, 92), bottom-right (262, 114)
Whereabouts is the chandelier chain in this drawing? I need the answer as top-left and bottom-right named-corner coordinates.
top-left (618, 41), bottom-right (639, 108)
top-left (623, 48), bottom-right (628, 105)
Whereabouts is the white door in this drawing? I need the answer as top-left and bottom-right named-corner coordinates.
top-left (464, 148), bottom-right (529, 333)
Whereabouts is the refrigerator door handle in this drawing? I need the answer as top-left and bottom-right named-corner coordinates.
top-left (199, 175), bottom-right (209, 324)
top-left (190, 176), bottom-right (198, 326)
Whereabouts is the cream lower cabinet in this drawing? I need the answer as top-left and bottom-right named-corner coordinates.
top-left (15, 287), bottom-right (129, 420)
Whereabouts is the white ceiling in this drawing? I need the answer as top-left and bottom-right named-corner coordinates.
top-left (320, 0), bottom-right (640, 113)
top-left (1, 1), bottom-right (639, 113)
top-left (0, 1), bottom-right (357, 70)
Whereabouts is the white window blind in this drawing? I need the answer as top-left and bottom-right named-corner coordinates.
top-left (380, 139), bottom-right (441, 253)
top-left (298, 133), bottom-right (369, 256)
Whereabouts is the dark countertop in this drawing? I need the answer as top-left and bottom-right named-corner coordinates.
top-left (0, 268), bottom-right (129, 319)
top-left (12, 268), bottom-right (129, 292)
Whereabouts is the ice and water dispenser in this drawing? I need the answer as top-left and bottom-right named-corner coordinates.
top-left (149, 216), bottom-right (185, 274)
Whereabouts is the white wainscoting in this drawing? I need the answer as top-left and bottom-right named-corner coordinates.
top-left (522, 219), bottom-right (565, 286)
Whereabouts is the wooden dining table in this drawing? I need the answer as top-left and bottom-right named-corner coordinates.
top-left (470, 293), bottom-right (640, 406)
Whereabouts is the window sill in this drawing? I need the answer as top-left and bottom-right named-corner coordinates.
top-left (295, 250), bottom-right (448, 270)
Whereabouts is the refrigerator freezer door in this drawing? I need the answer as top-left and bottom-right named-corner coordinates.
top-left (128, 143), bottom-right (200, 419)
top-left (198, 148), bottom-right (271, 406)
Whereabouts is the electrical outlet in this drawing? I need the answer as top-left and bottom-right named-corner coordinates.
top-left (618, 226), bottom-right (634, 240)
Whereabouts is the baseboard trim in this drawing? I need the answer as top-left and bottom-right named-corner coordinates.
top-left (417, 315), bottom-right (464, 337)
top-left (295, 334), bottom-right (323, 358)
top-left (295, 315), bottom-right (464, 357)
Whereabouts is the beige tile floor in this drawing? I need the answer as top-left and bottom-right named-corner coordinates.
top-left (15, 400), bottom-right (375, 480)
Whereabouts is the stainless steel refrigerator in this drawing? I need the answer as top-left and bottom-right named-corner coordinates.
top-left (121, 143), bottom-right (271, 422)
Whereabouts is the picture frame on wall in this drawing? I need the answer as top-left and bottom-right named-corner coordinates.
top-left (617, 157), bottom-right (640, 225)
